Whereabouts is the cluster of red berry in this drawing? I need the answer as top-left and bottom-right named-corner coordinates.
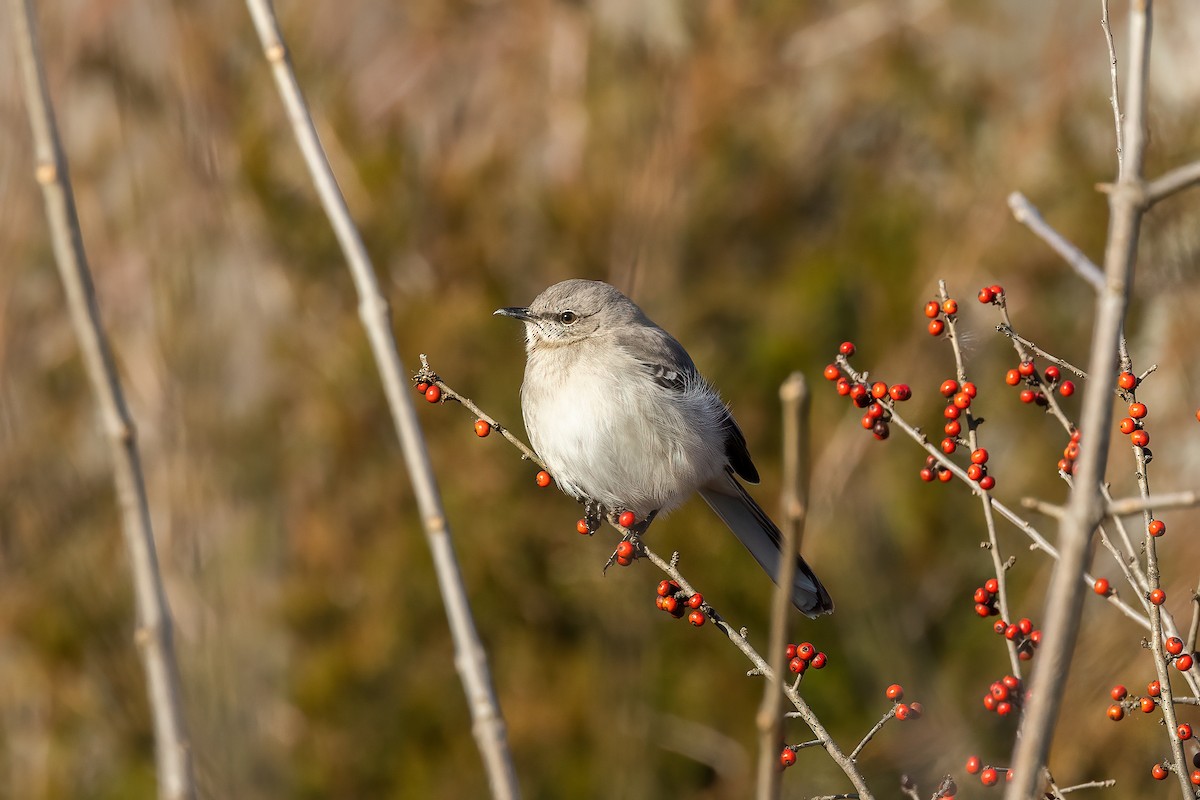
top-left (654, 580), bottom-right (706, 626)
top-left (1003, 360), bottom-right (1075, 407)
top-left (884, 682), bottom-right (924, 721)
top-left (415, 379), bottom-right (441, 403)
top-left (1164, 636), bottom-right (1196, 672)
top-left (924, 296), bottom-right (959, 337)
top-left (988, 609), bottom-right (1041, 662)
top-left (785, 640), bottom-right (829, 675)
top-left (1150, 757), bottom-right (1200, 785)
top-left (981, 674), bottom-right (1025, 716)
top-left (823, 342), bottom-right (911, 442)
top-left (1057, 429), bottom-right (1082, 475)
top-left (1114, 372), bottom-right (1152, 449)
top-left (964, 754), bottom-right (1013, 788)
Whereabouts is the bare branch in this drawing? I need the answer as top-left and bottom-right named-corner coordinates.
top-left (1007, 192), bottom-right (1105, 291)
top-left (755, 373), bottom-right (809, 800)
top-left (7, 0), bottom-right (196, 797)
top-left (241, 2), bottom-right (520, 796)
top-left (1145, 159), bottom-right (1200, 208)
top-left (1101, 0), bottom-right (1123, 177)
top-left (1106, 491), bottom-right (1199, 516)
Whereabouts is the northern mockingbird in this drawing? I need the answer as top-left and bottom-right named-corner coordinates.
top-left (496, 279), bottom-right (833, 617)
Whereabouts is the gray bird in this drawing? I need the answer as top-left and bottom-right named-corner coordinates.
top-left (495, 279), bottom-right (833, 617)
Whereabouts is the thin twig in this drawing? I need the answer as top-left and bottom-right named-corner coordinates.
top-left (755, 373), bottom-right (809, 800)
top-left (1106, 491), bottom-right (1199, 516)
top-left (994, 324), bottom-right (1088, 379)
top-left (848, 707), bottom-right (896, 762)
top-left (241, 4), bottom-right (520, 796)
top-left (1101, 0), bottom-right (1123, 177)
top-left (7, 2), bottom-right (197, 798)
top-left (1145, 160), bottom-right (1200, 208)
top-left (1007, 192), bottom-right (1105, 291)
top-left (1006, 4), bottom-right (1175, 798)
top-left (1059, 779), bottom-right (1117, 794)
top-left (1188, 579), bottom-right (1200, 655)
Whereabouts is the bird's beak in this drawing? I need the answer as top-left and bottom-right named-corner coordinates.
top-left (494, 306), bottom-right (534, 322)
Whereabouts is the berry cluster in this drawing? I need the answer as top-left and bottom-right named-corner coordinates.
top-left (1057, 429), bottom-right (1082, 475)
top-left (965, 754), bottom-right (1014, 788)
top-left (785, 640), bottom-right (829, 676)
top-left (1164, 636), bottom-right (1196, 672)
top-left (1150, 753), bottom-right (1200, 786)
top-left (884, 683), bottom-right (924, 721)
top-left (976, 284), bottom-right (1005, 306)
top-left (924, 296), bottom-right (959, 337)
top-left (981, 674), bottom-right (1025, 716)
top-left (654, 580), bottom-right (706, 626)
top-left (824, 341), bottom-right (911, 441)
top-left (1003, 359), bottom-right (1074, 407)
top-left (1115, 373), bottom-right (1152, 450)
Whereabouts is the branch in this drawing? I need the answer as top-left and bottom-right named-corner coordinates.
top-left (241, 3), bottom-right (521, 796)
top-left (1101, 0), bottom-right (1123, 177)
top-left (755, 373), bottom-right (809, 800)
top-left (1145, 159), bottom-right (1200, 208)
top-left (7, 1), bottom-right (196, 797)
top-left (1006, 4), bottom-right (1177, 798)
top-left (1007, 192), bottom-right (1105, 291)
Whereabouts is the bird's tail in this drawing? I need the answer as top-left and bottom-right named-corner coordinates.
top-left (699, 472), bottom-right (833, 618)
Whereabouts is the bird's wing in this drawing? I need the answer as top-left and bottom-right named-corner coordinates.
top-left (613, 325), bottom-right (760, 484)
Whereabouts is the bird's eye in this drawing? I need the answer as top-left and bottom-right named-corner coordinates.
top-left (559, 311), bottom-right (578, 325)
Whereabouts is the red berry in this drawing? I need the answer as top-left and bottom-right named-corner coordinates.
top-left (797, 642), bottom-right (816, 661)
top-left (1129, 402), bottom-right (1147, 419)
top-left (996, 701), bottom-right (1013, 716)
top-left (789, 656), bottom-right (807, 674)
top-left (615, 554), bottom-right (631, 567)
top-left (1119, 417), bottom-right (1136, 434)
top-left (1131, 429), bottom-right (1150, 447)
top-left (924, 300), bottom-right (941, 318)
top-left (1148, 519), bottom-right (1165, 536)
top-left (1058, 381), bottom-right (1075, 397)
top-left (785, 643), bottom-right (798, 659)
top-left (867, 402), bottom-right (885, 419)
top-left (576, 519), bottom-right (590, 535)
top-left (940, 380), bottom-right (959, 397)
top-left (656, 580), bottom-right (675, 597)
top-left (970, 448), bottom-right (988, 464)
top-left (982, 693), bottom-right (997, 711)
top-left (618, 510), bottom-right (636, 528)
top-left (1141, 696), bottom-right (1156, 713)
top-left (1148, 680), bottom-right (1161, 696)
top-left (1019, 389), bottom-right (1035, 404)
top-left (980, 768), bottom-right (998, 786)
top-left (535, 470), bottom-right (552, 487)
top-left (966, 755), bottom-right (981, 774)
top-left (415, 381), bottom-right (429, 393)
top-left (1176, 653), bottom-right (1194, 671)
top-left (1017, 618), bottom-right (1033, 635)
top-left (944, 404), bottom-right (961, 420)
top-left (993, 620), bottom-right (1007, 634)
top-left (1005, 369), bottom-right (1021, 386)
top-left (780, 748), bottom-right (797, 768)
top-left (967, 464), bottom-right (984, 481)
top-left (660, 595), bottom-right (678, 614)
top-left (1111, 684), bottom-right (1127, 701)
top-left (894, 703), bottom-right (911, 721)
top-left (978, 287), bottom-right (995, 303)
top-left (474, 419), bottom-right (492, 437)
top-left (885, 684), bottom-right (904, 701)
top-left (919, 468), bottom-right (935, 482)
top-left (1004, 625), bottom-right (1019, 641)
top-left (1018, 361), bottom-right (1035, 377)
top-left (810, 652), bottom-right (827, 669)
top-left (1151, 763), bottom-right (1168, 781)
top-left (424, 385), bottom-right (442, 403)
top-left (1043, 366), bottom-right (1060, 383)
top-left (974, 603), bottom-right (991, 617)
top-left (943, 299), bottom-right (958, 315)
top-left (1191, 770), bottom-right (1200, 787)
top-left (687, 609), bottom-right (705, 627)
top-left (686, 593), bottom-right (703, 609)
top-left (823, 364), bottom-right (840, 381)
top-left (989, 284), bottom-right (1004, 296)
top-left (978, 475), bottom-right (996, 490)
top-left (983, 577), bottom-right (999, 594)
top-left (1179, 723), bottom-right (1193, 740)
top-left (1117, 371), bottom-right (1137, 390)
top-left (944, 420), bottom-right (961, 436)
top-left (836, 378), bottom-right (851, 396)
top-left (1107, 703), bottom-right (1124, 721)
top-left (941, 438), bottom-right (957, 454)
top-left (839, 342), bottom-right (856, 357)
top-left (938, 470), bottom-right (953, 483)
top-left (1166, 637), bottom-right (1185, 655)
top-left (1150, 589), bottom-right (1166, 605)
top-left (889, 384), bottom-right (912, 401)
top-left (928, 319), bottom-right (945, 336)
top-left (871, 382), bottom-right (889, 399)
top-left (1093, 578), bottom-right (1110, 596)
top-left (974, 587), bottom-right (992, 604)
top-left (953, 392), bottom-right (972, 409)
top-left (615, 540), bottom-right (634, 559)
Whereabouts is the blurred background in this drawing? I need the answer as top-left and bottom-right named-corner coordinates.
top-left (2, 1), bottom-right (1200, 797)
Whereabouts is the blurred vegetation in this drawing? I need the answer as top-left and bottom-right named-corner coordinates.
top-left (2, 1), bottom-right (1200, 798)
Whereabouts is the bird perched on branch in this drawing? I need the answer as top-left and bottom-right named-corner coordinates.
top-left (496, 279), bottom-right (833, 617)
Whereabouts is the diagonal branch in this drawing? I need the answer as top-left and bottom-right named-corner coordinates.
top-left (6, 1), bottom-right (196, 797)
top-left (1007, 192), bottom-right (1105, 291)
top-left (241, 2), bottom-right (520, 797)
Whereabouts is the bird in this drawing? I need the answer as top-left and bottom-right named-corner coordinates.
top-left (495, 279), bottom-right (833, 617)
